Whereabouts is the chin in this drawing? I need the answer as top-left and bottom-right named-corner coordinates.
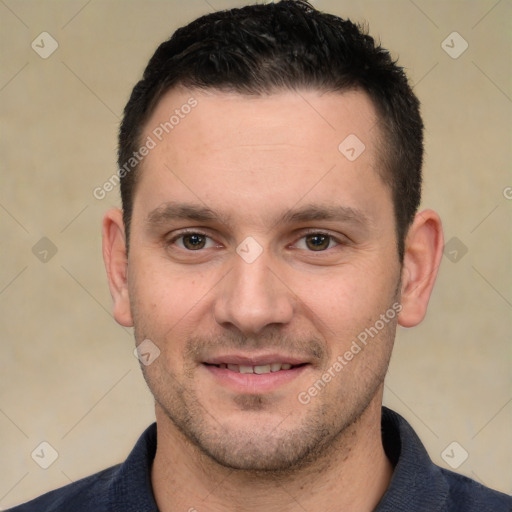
top-left (193, 430), bottom-right (320, 472)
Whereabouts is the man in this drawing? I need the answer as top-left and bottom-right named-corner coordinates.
top-left (8, 1), bottom-right (511, 511)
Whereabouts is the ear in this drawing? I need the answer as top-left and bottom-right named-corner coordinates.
top-left (398, 209), bottom-right (444, 328)
top-left (102, 208), bottom-right (133, 327)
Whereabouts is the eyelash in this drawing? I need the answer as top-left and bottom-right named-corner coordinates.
top-left (293, 230), bottom-right (342, 251)
top-left (166, 229), bottom-right (216, 250)
top-left (166, 229), bottom-right (346, 252)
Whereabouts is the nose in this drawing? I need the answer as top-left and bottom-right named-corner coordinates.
top-left (213, 252), bottom-right (294, 336)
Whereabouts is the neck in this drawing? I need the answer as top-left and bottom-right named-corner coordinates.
top-left (151, 395), bottom-right (393, 512)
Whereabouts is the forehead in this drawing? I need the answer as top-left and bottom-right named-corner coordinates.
top-left (144, 86), bottom-right (380, 155)
top-left (134, 87), bottom-right (390, 225)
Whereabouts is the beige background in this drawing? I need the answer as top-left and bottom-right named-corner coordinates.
top-left (1, 0), bottom-right (511, 508)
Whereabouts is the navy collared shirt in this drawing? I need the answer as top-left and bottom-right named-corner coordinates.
top-left (7, 408), bottom-right (511, 511)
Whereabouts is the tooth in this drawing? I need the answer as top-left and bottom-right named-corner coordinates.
top-left (218, 363), bottom-right (227, 369)
top-left (254, 364), bottom-right (271, 374)
top-left (281, 363), bottom-right (292, 370)
top-left (239, 365), bottom-right (254, 374)
top-left (270, 363), bottom-right (282, 372)
top-left (227, 364), bottom-right (239, 372)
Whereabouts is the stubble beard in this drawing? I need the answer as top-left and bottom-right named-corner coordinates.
top-left (135, 321), bottom-right (396, 475)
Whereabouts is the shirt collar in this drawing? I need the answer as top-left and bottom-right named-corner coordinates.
top-left (375, 407), bottom-right (449, 511)
top-left (107, 407), bottom-right (448, 511)
top-left (108, 422), bottom-right (159, 511)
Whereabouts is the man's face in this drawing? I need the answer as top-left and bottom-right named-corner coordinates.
top-left (126, 88), bottom-right (402, 471)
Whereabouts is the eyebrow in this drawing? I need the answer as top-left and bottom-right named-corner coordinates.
top-left (146, 203), bottom-right (227, 226)
top-left (278, 204), bottom-right (369, 227)
top-left (145, 202), bottom-right (369, 229)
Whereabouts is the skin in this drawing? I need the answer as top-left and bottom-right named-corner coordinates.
top-left (103, 88), bottom-right (444, 512)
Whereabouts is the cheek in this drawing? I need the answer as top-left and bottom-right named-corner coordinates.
top-left (293, 260), bottom-right (398, 335)
top-left (128, 255), bottom-right (217, 342)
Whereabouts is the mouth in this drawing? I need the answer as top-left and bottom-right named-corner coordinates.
top-left (204, 362), bottom-right (306, 374)
top-left (201, 355), bottom-right (311, 393)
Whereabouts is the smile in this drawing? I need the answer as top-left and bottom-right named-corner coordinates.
top-left (202, 358), bottom-right (311, 394)
top-left (207, 362), bottom-right (303, 374)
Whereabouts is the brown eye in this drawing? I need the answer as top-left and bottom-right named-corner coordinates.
top-left (305, 234), bottom-right (331, 251)
top-left (182, 234), bottom-right (207, 250)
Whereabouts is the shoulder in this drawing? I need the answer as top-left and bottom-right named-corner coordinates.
top-left (440, 467), bottom-right (512, 512)
top-left (5, 465), bottom-right (121, 512)
top-left (6, 423), bottom-right (158, 512)
top-left (379, 408), bottom-right (512, 512)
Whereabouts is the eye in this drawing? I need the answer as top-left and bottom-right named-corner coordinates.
top-left (295, 233), bottom-right (339, 251)
top-left (173, 232), bottom-right (216, 251)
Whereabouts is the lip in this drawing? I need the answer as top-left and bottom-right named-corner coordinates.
top-left (203, 353), bottom-right (308, 366)
top-left (201, 361), bottom-right (311, 394)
